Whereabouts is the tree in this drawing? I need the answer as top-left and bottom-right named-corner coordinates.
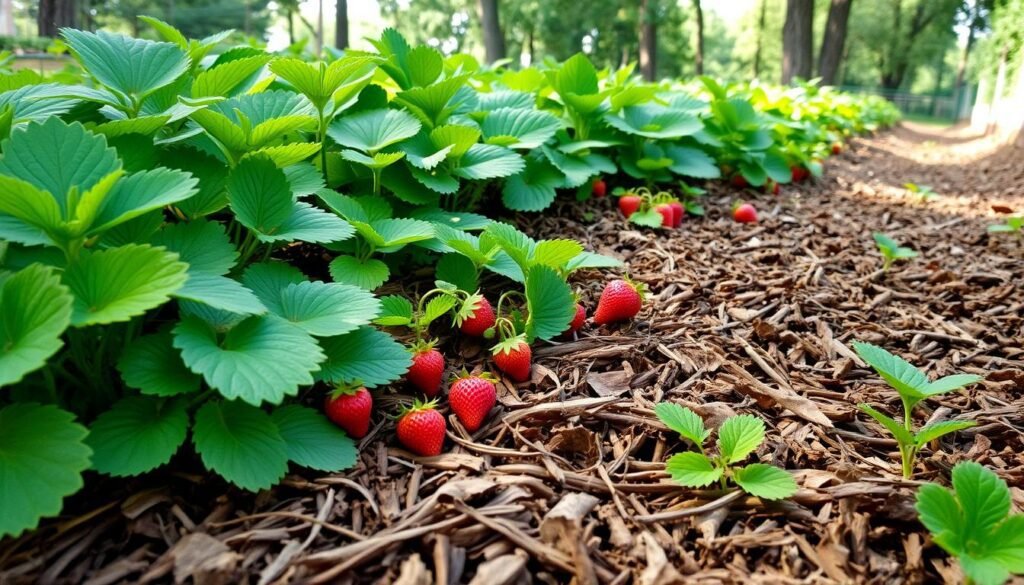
top-left (753, 0), bottom-right (768, 77)
top-left (877, 0), bottom-right (960, 89)
top-left (781, 0), bottom-right (813, 83)
top-left (335, 0), bottom-right (348, 49)
top-left (639, 0), bottom-right (657, 80)
top-left (693, 0), bottom-right (704, 75)
top-left (38, 0), bottom-right (77, 37)
top-left (477, 0), bottom-right (506, 63)
top-left (818, 0), bottom-right (853, 85)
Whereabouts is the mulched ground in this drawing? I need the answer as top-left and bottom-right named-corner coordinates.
top-left (2, 123), bottom-right (1022, 585)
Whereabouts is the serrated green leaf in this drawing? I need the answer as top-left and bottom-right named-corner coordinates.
top-left (162, 146), bottom-right (229, 218)
top-left (241, 261), bottom-right (306, 299)
top-left (63, 244), bottom-right (188, 327)
top-left (316, 326), bottom-right (411, 387)
top-left (925, 374), bottom-right (983, 396)
top-left (665, 145), bottom-right (721, 179)
top-left (0, 403), bottom-right (92, 538)
top-left (248, 143), bottom-right (322, 167)
top-left (986, 516), bottom-right (1024, 573)
top-left (961, 555), bottom-right (1010, 585)
top-left (86, 396), bottom-right (188, 477)
top-left (92, 115), bottom-right (171, 138)
top-left (173, 314), bottom-right (325, 406)
top-left (327, 108), bottom-right (421, 153)
top-left (952, 461), bottom-right (1011, 542)
top-left (192, 55), bottom-right (270, 98)
top-left (501, 156), bottom-right (561, 212)
top-left (630, 208), bottom-right (665, 228)
top-left (192, 400), bottom-right (288, 491)
top-left (175, 273), bottom-right (267, 315)
top-left (717, 415), bottom-right (765, 464)
top-left (732, 463), bottom-right (797, 500)
top-left (272, 405), bottom-right (358, 471)
top-left (62, 29), bottom-right (190, 100)
top-left (434, 253), bottom-right (478, 293)
top-left (452, 144), bottom-right (524, 180)
top-left (263, 202), bottom-right (354, 244)
top-left (91, 167), bottom-right (198, 234)
top-left (916, 482), bottom-right (965, 554)
top-left (422, 295), bottom-right (456, 326)
top-left (665, 451), bottom-right (722, 487)
top-left (264, 281), bottom-right (381, 337)
top-left (117, 329), bottom-right (201, 396)
top-left (524, 264), bottom-right (574, 342)
top-left (329, 255), bottom-right (390, 290)
top-left (227, 155), bottom-right (294, 234)
top-left (852, 341), bottom-right (930, 404)
top-left (150, 219), bottom-right (237, 275)
top-left (654, 403), bottom-right (709, 446)
top-left (532, 239), bottom-right (584, 269)
top-left (374, 294), bottom-right (414, 326)
top-left (915, 420), bottom-right (976, 447)
top-left (565, 251), bottom-right (623, 271)
top-left (604, 105), bottom-right (702, 139)
top-left (0, 264), bottom-right (73, 387)
top-left (481, 107), bottom-right (561, 149)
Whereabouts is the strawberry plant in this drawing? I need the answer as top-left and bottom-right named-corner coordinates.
top-left (987, 216), bottom-right (1022, 236)
top-left (873, 232), bottom-right (918, 270)
top-left (655, 403), bottom-right (797, 501)
top-left (905, 182), bottom-right (938, 203)
top-left (853, 342), bottom-right (981, 478)
top-left (916, 462), bottom-right (1024, 585)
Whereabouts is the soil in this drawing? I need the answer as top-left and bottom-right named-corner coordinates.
top-left (2, 123), bottom-right (1022, 585)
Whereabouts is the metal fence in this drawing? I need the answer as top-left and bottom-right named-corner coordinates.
top-left (837, 85), bottom-right (976, 122)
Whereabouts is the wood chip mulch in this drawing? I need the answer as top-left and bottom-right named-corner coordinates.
top-left (2, 123), bottom-right (1022, 585)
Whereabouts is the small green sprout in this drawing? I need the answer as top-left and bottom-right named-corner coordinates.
top-left (873, 232), bottom-right (918, 271)
top-left (987, 216), bottom-right (1022, 236)
top-left (853, 342), bottom-right (981, 478)
top-left (905, 182), bottom-right (938, 202)
top-left (916, 462), bottom-right (1024, 585)
top-left (655, 403), bottom-right (797, 501)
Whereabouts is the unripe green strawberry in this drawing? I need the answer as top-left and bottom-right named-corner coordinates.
top-left (492, 335), bottom-right (532, 382)
top-left (407, 342), bottom-right (445, 397)
top-left (449, 374), bottom-right (497, 432)
top-left (593, 279), bottom-right (644, 325)
top-left (324, 385), bottom-right (373, 439)
top-left (396, 400), bottom-right (445, 457)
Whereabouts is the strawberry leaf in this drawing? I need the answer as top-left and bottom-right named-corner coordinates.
top-left (732, 463), bottom-right (797, 500)
top-left (665, 452), bottom-right (722, 488)
top-left (716, 414), bottom-right (765, 464)
top-left (85, 396), bottom-right (189, 477)
top-left (271, 405), bottom-right (357, 472)
top-left (192, 400), bottom-right (289, 491)
top-left (654, 403), bottom-right (710, 447)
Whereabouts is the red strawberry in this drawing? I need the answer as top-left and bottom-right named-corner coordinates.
top-left (654, 203), bottom-right (674, 228)
top-left (449, 374), bottom-right (497, 432)
top-left (831, 143), bottom-right (842, 155)
top-left (593, 279), bottom-right (644, 325)
top-left (324, 385), bottom-right (373, 439)
top-left (791, 166), bottom-right (806, 182)
top-left (669, 201), bottom-right (684, 227)
top-left (769, 181), bottom-right (780, 195)
top-left (456, 293), bottom-right (495, 337)
top-left (731, 175), bottom-right (748, 188)
top-left (592, 179), bottom-right (607, 198)
top-left (396, 400), bottom-right (446, 456)
top-left (492, 335), bottom-right (532, 382)
top-left (407, 342), bottom-right (445, 397)
top-left (732, 202), bottom-right (758, 223)
top-left (563, 303), bottom-right (586, 336)
top-left (619, 194), bottom-right (642, 218)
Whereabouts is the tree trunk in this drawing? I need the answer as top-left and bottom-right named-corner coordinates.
top-left (692, 0), bottom-right (704, 75)
top-left (817, 0), bottom-right (852, 86)
top-left (639, 0), bottom-right (657, 81)
top-left (781, 0), bottom-right (813, 84)
top-left (477, 0), bottom-right (506, 63)
top-left (953, 9), bottom-right (977, 118)
top-left (287, 8), bottom-right (295, 44)
top-left (753, 0), bottom-right (767, 77)
top-left (335, 0), bottom-right (348, 49)
top-left (37, 0), bottom-right (77, 37)
top-left (0, 0), bottom-right (13, 36)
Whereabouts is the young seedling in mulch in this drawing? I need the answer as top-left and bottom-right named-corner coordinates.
top-left (655, 403), bottom-right (797, 501)
top-left (916, 462), bottom-right (1024, 585)
top-left (853, 342), bottom-right (981, 478)
top-left (873, 232), bottom-right (918, 271)
top-left (987, 216), bottom-right (1023, 237)
top-left (904, 182), bottom-right (938, 203)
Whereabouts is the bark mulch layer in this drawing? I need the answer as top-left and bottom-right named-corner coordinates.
top-left (2, 123), bottom-right (1022, 585)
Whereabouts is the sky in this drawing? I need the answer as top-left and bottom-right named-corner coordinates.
top-left (268, 0), bottom-right (759, 51)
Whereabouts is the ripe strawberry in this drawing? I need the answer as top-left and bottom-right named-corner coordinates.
top-left (407, 342), bottom-right (445, 397)
top-left (324, 385), bottom-right (373, 439)
top-left (396, 399), bottom-right (446, 457)
top-left (456, 293), bottom-right (495, 337)
top-left (594, 279), bottom-right (644, 325)
top-left (592, 179), bottom-right (607, 198)
top-left (831, 143), bottom-right (842, 155)
top-left (619, 194), bottom-right (642, 218)
top-left (732, 202), bottom-right (758, 223)
top-left (563, 303), bottom-right (586, 336)
top-left (669, 201), bottom-right (684, 227)
top-left (449, 374), bottom-right (497, 432)
top-left (791, 166), bottom-right (807, 182)
top-left (492, 335), bottom-right (532, 382)
top-left (654, 203), bottom-right (674, 228)
top-left (731, 175), bottom-right (748, 188)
